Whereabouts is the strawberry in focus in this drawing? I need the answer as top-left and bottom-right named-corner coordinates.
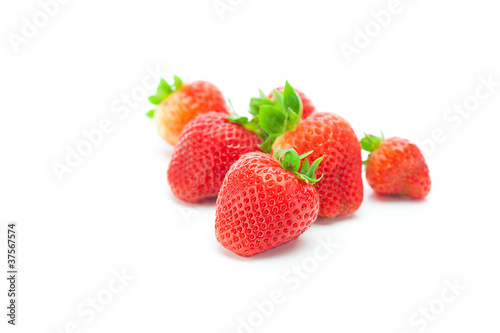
top-left (273, 112), bottom-right (364, 218)
top-left (361, 133), bottom-right (431, 199)
top-left (147, 76), bottom-right (228, 145)
top-left (215, 149), bottom-right (323, 257)
top-left (167, 112), bottom-right (261, 203)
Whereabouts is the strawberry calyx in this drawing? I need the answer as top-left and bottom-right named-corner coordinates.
top-left (146, 75), bottom-right (184, 119)
top-left (228, 81), bottom-right (303, 153)
top-left (360, 132), bottom-right (385, 165)
top-left (273, 148), bottom-right (324, 185)
top-left (249, 89), bottom-right (273, 116)
top-left (227, 100), bottom-right (265, 141)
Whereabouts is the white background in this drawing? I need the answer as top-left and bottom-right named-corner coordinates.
top-left (1, 0), bottom-right (500, 332)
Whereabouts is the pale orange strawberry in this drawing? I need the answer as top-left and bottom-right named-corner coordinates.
top-left (147, 76), bottom-right (228, 145)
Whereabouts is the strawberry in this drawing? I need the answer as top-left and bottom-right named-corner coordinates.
top-left (147, 76), bottom-right (228, 145)
top-left (235, 82), bottom-right (363, 218)
top-left (215, 149), bottom-right (323, 257)
top-left (167, 112), bottom-right (261, 203)
top-left (273, 113), bottom-right (364, 218)
top-left (249, 86), bottom-right (316, 120)
top-left (361, 134), bottom-right (431, 199)
top-left (232, 81), bottom-right (306, 153)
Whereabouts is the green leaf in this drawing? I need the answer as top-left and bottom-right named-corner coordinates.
top-left (227, 104), bottom-right (265, 142)
top-left (272, 148), bottom-right (287, 160)
top-left (259, 106), bottom-right (286, 135)
top-left (249, 90), bottom-right (274, 116)
top-left (148, 95), bottom-right (162, 105)
top-left (259, 134), bottom-right (278, 153)
top-left (273, 148), bottom-right (324, 185)
top-left (146, 109), bottom-right (155, 119)
top-left (227, 115), bottom-right (249, 124)
top-left (296, 173), bottom-right (322, 184)
top-left (281, 149), bottom-right (301, 172)
top-left (173, 75), bottom-right (183, 91)
top-left (282, 81), bottom-right (301, 115)
top-left (246, 117), bottom-right (261, 133)
top-left (149, 79), bottom-right (171, 105)
top-left (300, 158), bottom-right (310, 175)
top-left (147, 76), bottom-right (184, 113)
top-left (160, 78), bottom-right (173, 93)
top-left (305, 155), bottom-right (324, 179)
top-left (227, 99), bottom-right (238, 116)
top-left (286, 107), bottom-right (298, 132)
top-left (298, 151), bottom-right (313, 159)
top-left (228, 115), bottom-right (261, 137)
top-left (245, 82), bottom-right (305, 151)
top-left (360, 132), bottom-right (385, 164)
top-left (147, 75), bottom-right (185, 119)
top-left (272, 89), bottom-right (285, 110)
top-left (282, 81), bottom-right (303, 128)
top-left (360, 133), bottom-right (384, 152)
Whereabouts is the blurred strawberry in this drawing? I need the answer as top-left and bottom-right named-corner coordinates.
top-left (147, 76), bottom-right (228, 145)
top-left (361, 133), bottom-right (431, 199)
top-left (167, 112), bottom-right (261, 203)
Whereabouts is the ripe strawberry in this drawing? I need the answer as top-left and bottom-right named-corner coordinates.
top-left (167, 112), bottom-right (261, 203)
top-left (361, 134), bottom-right (431, 199)
top-left (147, 76), bottom-right (228, 145)
top-left (235, 81), bottom-right (364, 218)
top-left (273, 113), bottom-right (364, 218)
top-left (215, 149), bottom-right (323, 257)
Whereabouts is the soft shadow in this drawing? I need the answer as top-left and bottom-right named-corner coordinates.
top-left (190, 197), bottom-right (218, 207)
top-left (369, 192), bottom-right (427, 203)
top-left (164, 186), bottom-right (217, 207)
top-left (157, 142), bottom-right (174, 159)
top-left (313, 214), bottom-right (357, 226)
top-left (217, 237), bottom-right (307, 261)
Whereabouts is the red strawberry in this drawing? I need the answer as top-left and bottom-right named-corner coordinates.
top-left (167, 112), bottom-right (261, 203)
top-left (273, 113), bottom-right (364, 218)
top-left (147, 76), bottom-right (228, 145)
top-left (361, 134), bottom-right (431, 199)
top-left (267, 87), bottom-right (315, 119)
top-left (234, 81), bottom-right (363, 218)
top-left (215, 149), bottom-right (323, 257)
